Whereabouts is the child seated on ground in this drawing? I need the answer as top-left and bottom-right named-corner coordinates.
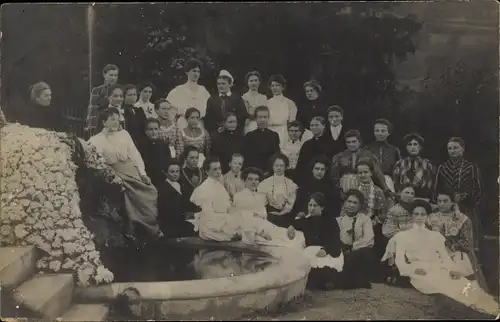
top-left (222, 153), bottom-right (246, 201)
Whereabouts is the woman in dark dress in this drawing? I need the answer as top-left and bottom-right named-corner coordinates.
top-left (297, 80), bottom-right (329, 131)
top-left (295, 116), bottom-right (333, 183)
top-left (122, 84), bottom-right (147, 148)
top-left (294, 192), bottom-right (343, 290)
top-left (210, 112), bottom-right (245, 174)
top-left (17, 82), bottom-right (65, 132)
top-left (292, 155), bottom-right (341, 218)
top-left (433, 137), bottom-right (483, 251)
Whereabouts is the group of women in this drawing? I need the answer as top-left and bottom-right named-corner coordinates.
top-left (6, 58), bottom-right (497, 317)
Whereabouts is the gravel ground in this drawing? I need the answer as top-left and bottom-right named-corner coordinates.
top-left (242, 283), bottom-right (497, 320)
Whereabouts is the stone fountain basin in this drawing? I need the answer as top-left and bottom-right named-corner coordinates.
top-left (75, 237), bottom-right (311, 320)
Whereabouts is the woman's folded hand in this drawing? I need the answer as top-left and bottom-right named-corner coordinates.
top-left (316, 248), bottom-right (327, 257)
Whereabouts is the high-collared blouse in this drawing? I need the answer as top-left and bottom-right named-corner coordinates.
top-left (258, 174), bottom-right (298, 213)
top-left (336, 212), bottom-right (375, 250)
top-left (382, 203), bottom-right (413, 238)
top-left (166, 83), bottom-right (211, 119)
top-left (135, 100), bottom-right (157, 119)
top-left (88, 129), bottom-right (147, 176)
top-left (176, 126), bottom-right (211, 158)
top-left (393, 156), bottom-right (435, 197)
top-left (427, 211), bottom-right (473, 254)
top-left (366, 141), bottom-right (401, 175)
top-left (242, 91), bottom-right (268, 117)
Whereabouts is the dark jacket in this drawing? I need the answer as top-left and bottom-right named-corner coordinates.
top-left (295, 134), bottom-right (334, 178)
top-left (244, 128), bottom-right (280, 173)
top-left (211, 130), bottom-right (245, 174)
top-left (297, 97), bottom-right (330, 129)
top-left (138, 138), bottom-right (173, 189)
top-left (124, 104), bottom-right (148, 148)
top-left (204, 93), bottom-right (249, 135)
top-left (293, 214), bottom-right (342, 258)
top-left (292, 177), bottom-right (341, 217)
top-left (323, 124), bottom-right (348, 158)
top-left (178, 166), bottom-right (206, 199)
top-left (17, 101), bottom-right (65, 132)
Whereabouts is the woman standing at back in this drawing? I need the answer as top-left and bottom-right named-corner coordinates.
top-left (266, 74), bottom-right (297, 145)
top-left (242, 71), bottom-right (268, 134)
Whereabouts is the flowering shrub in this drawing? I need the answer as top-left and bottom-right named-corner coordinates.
top-left (0, 124), bottom-right (114, 286)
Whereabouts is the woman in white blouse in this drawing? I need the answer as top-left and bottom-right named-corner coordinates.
top-left (258, 153), bottom-right (298, 228)
top-left (266, 74), bottom-right (298, 144)
top-left (89, 107), bottom-right (163, 241)
top-left (166, 58), bottom-right (211, 130)
top-left (135, 83), bottom-right (157, 119)
top-left (242, 71), bottom-right (268, 134)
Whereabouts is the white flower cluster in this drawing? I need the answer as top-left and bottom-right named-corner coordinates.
top-left (0, 124), bottom-right (114, 286)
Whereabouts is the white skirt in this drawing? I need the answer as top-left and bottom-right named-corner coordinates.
top-left (304, 246), bottom-right (344, 271)
top-left (450, 251), bottom-right (474, 277)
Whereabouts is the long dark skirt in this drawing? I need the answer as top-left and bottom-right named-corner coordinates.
top-left (307, 267), bottom-right (340, 290)
top-left (336, 247), bottom-right (375, 289)
top-left (266, 205), bottom-right (293, 228)
top-left (160, 217), bottom-right (197, 239)
top-left (373, 223), bottom-right (389, 281)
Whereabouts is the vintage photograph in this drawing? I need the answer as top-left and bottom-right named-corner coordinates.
top-left (0, 1), bottom-right (498, 320)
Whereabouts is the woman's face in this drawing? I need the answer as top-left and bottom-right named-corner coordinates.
top-left (156, 102), bottom-right (170, 119)
top-left (308, 198), bottom-right (323, 216)
top-left (186, 67), bottom-right (201, 83)
top-left (374, 124), bottom-right (390, 142)
top-left (400, 186), bottom-right (415, 203)
top-left (437, 194), bottom-right (453, 213)
top-left (309, 119), bottom-right (325, 137)
top-left (344, 195), bottom-right (361, 214)
top-left (124, 88), bottom-right (138, 105)
top-left (304, 86), bottom-right (319, 101)
top-left (447, 141), bottom-right (464, 159)
top-left (166, 164), bottom-right (181, 182)
top-left (217, 78), bottom-right (231, 94)
top-left (186, 151), bottom-right (199, 168)
top-left (207, 161), bottom-right (222, 179)
top-left (187, 111), bottom-right (200, 127)
top-left (225, 115), bottom-right (238, 131)
top-left (357, 164), bottom-right (372, 184)
top-left (270, 81), bottom-right (284, 96)
top-left (328, 111), bottom-right (343, 127)
top-left (346, 136), bottom-right (361, 152)
top-left (36, 89), bottom-right (52, 107)
top-left (245, 173), bottom-right (261, 191)
top-left (145, 122), bottom-right (159, 140)
top-left (312, 162), bottom-right (326, 180)
top-left (288, 126), bottom-right (302, 141)
top-left (104, 70), bottom-right (118, 85)
top-left (140, 86), bottom-right (153, 102)
top-left (412, 206), bottom-right (428, 226)
top-left (273, 158), bottom-right (286, 176)
top-left (108, 88), bottom-right (124, 107)
top-left (247, 75), bottom-right (260, 91)
top-left (406, 139), bottom-right (421, 157)
top-left (229, 156), bottom-right (244, 173)
top-left (104, 113), bottom-right (121, 131)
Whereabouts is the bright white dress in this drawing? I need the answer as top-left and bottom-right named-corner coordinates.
top-left (387, 225), bottom-right (499, 316)
top-left (242, 91), bottom-right (268, 134)
top-left (166, 83), bottom-right (211, 130)
top-left (266, 94), bottom-right (297, 145)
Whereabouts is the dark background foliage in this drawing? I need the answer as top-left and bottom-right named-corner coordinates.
top-left (1, 2), bottom-right (498, 234)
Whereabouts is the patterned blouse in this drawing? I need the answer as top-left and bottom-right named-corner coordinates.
top-left (427, 211), bottom-right (473, 254)
top-left (382, 203), bottom-right (413, 238)
top-left (176, 126), bottom-right (211, 158)
top-left (434, 158), bottom-right (482, 208)
top-left (356, 182), bottom-right (387, 225)
top-left (157, 116), bottom-right (179, 156)
top-left (393, 156), bottom-right (435, 198)
top-left (336, 212), bottom-right (375, 250)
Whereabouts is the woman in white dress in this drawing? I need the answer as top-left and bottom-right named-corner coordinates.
top-left (385, 200), bottom-right (498, 316)
top-left (266, 74), bottom-right (298, 144)
top-left (258, 153), bottom-right (298, 228)
top-left (166, 58), bottom-right (211, 130)
top-left (242, 71), bottom-right (268, 134)
top-left (88, 107), bottom-right (163, 241)
top-left (190, 160), bottom-right (304, 249)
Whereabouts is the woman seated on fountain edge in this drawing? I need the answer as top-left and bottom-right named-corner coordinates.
top-left (188, 157), bottom-right (305, 248)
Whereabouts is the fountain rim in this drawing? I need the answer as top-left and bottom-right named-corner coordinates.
top-left (75, 237), bottom-right (311, 302)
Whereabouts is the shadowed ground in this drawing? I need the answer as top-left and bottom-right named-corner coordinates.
top-left (242, 283), bottom-right (497, 320)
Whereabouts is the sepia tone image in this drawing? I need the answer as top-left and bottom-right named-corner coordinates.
top-left (0, 1), bottom-right (498, 320)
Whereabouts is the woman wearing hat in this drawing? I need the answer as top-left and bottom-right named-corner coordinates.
top-left (204, 69), bottom-right (248, 135)
top-left (242, 71), bottom-right (268, 134)
top-left (266, 74), bottom-right (298, 145)
top-left (166, 58), bottom-right (211, 130)
top-left (297, 80), bottom-right (329, 131)
top-left (392, 133), bottom-right (435, 199)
